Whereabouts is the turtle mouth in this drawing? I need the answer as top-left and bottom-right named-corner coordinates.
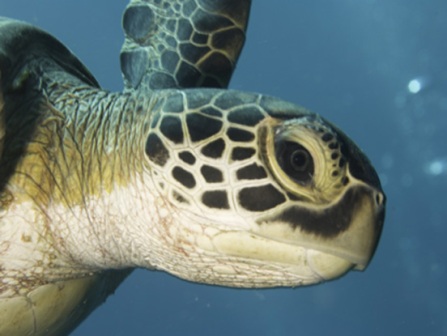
top-left (211, 231), bottom-right (355, 282)
top-left (210, 197), bottom-right (383, 282)
top-left (249, 178), bottom-right (385, 269)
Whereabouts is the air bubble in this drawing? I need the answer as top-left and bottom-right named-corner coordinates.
top-left (425, 158), bottom-right (447, 176)
top-left (407, 79), bottom-right (422, 94)
top-left (407, 76), bottom-right (430, 94)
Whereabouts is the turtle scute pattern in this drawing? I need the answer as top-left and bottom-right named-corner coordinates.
top-left (146, 90), bottom-right (279, 212)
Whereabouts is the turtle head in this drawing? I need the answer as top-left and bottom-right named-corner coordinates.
top-left (143, 89), bottom-right (385, 287)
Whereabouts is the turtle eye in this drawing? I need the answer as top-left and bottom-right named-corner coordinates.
top-left (275, 140), bottom-right (314, 185)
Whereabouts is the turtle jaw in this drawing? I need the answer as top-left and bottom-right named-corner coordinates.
top-left (210, 231), bottom-right (355, 285)
top-left (252, 183), bottom-right (385, 272)
top-left (206, 184), bottom-right (385, 287)
top-left (150, 182), bottom-right (384, 288)
top-left (145, 214), bottom-right (356, 288)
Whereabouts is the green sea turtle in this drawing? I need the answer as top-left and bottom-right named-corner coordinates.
top-left (0, 0), bottom-right (385, 335)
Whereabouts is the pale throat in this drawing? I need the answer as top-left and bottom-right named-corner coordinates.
top-left (45, 174), bottom-right (173, 271)
top-left (31, 86), bottom-right (173, 272)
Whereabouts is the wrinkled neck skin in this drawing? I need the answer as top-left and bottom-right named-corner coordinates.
top-left (40, 84), bottom-right (159, 270)
top-left (1, 73), bottom-right (171, 284)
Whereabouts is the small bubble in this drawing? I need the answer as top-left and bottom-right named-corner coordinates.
top-left (425, 158), bottom-right (447, 176)
top-left (407, 76), bottom-right (430, 94)
top-left (408, 79), bottom-right (422, 94)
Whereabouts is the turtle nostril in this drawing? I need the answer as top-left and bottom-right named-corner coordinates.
top-left (375, 192), bottom-right (386, 207)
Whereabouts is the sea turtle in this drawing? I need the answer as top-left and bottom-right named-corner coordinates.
top-left (0, 0), bottom-right (385, 335)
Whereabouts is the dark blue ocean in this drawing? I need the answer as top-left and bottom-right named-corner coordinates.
top-left (2, 1), bottom-right (446, 335)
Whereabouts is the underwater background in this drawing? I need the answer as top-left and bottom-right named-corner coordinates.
top-left (1, 1), bottom-right (446, 335)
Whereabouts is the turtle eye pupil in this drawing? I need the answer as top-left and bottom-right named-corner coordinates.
top-left (291, 149), bottom-right (309, 171)
top-left (275, 141), bottom-right (314, 185)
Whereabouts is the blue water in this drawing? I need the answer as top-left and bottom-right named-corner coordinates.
top-left (2, 1), bottom-right (446, 335)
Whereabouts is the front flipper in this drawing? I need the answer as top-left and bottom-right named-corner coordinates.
top-left (120, 0), bottom-right (251, 91)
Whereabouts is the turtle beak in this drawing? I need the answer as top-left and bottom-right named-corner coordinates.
top-left (253, 183), bottom-right (385, 272)
top-left (332, 123), bottom-right (386, 269)
top-left (320, 184), bottom-right (385, 271)
top-left (353, 189), bottom-right (385, 270)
